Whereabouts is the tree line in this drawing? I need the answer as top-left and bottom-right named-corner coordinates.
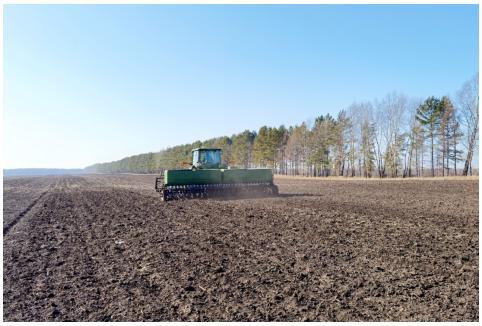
top-left (85, 75), bottom-right (478, 177)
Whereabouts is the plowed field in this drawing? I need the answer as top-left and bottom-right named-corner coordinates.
top-left (3, 175), bottom-right (479, 321)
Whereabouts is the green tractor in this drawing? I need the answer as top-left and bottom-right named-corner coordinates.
top-left (155, 148), bottom-right (278, 201)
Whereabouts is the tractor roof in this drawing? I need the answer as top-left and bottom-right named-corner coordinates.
top-left (191, 148), bottom-right (222, 152)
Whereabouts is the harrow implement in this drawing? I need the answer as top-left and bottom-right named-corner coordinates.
top-left (155, 176), bottom-right (278, 201)
top-left (154, 148), bottom-right (279, 201)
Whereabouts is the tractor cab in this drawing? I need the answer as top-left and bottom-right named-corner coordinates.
top-left (192, 148), bottom-right (223, 169)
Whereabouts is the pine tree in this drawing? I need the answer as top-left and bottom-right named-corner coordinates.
top-left (438, 97), bottom-right (455, 176)
top-left (231, 130), bottom-right (256, 168)
top-left (416, 97), bottom-right (442, 177)
top-left (448, 113), bottom-right (464, 175)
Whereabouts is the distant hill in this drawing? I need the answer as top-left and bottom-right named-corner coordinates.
top-left (4, 168), bottom-right (86, 177)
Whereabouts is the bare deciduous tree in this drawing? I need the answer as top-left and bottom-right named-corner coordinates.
top-left (457, 74), bottom-right (479, 176)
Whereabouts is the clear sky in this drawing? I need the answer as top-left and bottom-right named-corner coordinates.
top-left (4, 5), bottom-right (478, 169)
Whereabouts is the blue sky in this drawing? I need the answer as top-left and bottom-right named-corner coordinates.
top-left (4, 5), bottom-right (478, 168)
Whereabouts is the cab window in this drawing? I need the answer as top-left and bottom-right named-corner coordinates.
top-left (200, 150), bottom-right (221, 164)
top-left (193, 151), bottom-right (199, 165)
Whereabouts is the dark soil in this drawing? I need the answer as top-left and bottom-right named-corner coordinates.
top-left (3, 175), bottom-right (479, 321)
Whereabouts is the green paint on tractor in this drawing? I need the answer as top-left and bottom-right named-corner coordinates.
top-left (155, 148), bottom-right (278, 201)
top-left (222, 168), bottom-right (273, 184)
top-left (164, 169), bottom-right (222, 186)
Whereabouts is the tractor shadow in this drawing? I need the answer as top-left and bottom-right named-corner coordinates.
top-left (278, 193), bottom-right (321, 198)
top-left (214, 193), bottom-right (320, 201)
